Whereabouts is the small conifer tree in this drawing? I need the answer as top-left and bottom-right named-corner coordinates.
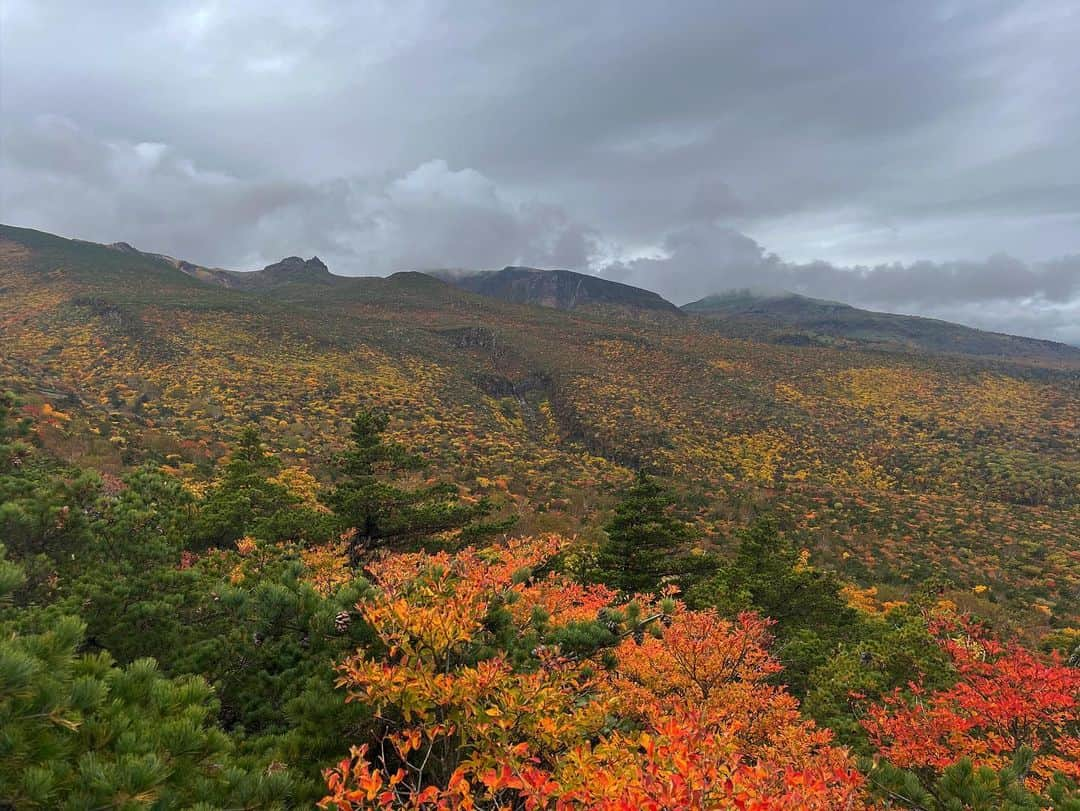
top-left (328, 408), bottom-right (507, 553)
top-left (594, 471), bottom-right (695, 594)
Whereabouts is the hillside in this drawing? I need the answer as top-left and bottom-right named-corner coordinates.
top-left (2, 223), bottom-right (1078, 633)
top-left (684, 289), bottom-right (1080, 364)
top-left (3, 222), bottom-right (1080, 806)
top-left (430, 265), bottom-right (682, 314)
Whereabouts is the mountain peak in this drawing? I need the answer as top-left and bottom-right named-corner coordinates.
top-left (263, 255), bottom-right (329, 275)
top-left (688, 288), bottom-right (847, 308)
top-left (431, 266), bottom-right (681, 314)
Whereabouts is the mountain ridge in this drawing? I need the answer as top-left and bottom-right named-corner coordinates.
top-left (683, 288), bottom-right (1080, 363)
top-left (6, 223), bottom-right (1076, 363)
top-left (104, 240), bottom-right (336, 290)
top-left (428, 266), bottom-right (683, 315)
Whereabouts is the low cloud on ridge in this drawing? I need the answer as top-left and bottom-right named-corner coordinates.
top-left (4, 114), bottom-right (1080, 345)
top-left (5, 2), bottom-right (1080, 343)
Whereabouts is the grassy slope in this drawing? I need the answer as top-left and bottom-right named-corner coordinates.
top-left (2, 224), bottom-right (1078, 634)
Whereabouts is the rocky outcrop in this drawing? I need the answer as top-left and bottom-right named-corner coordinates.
top-left (431, 266), bottom-right (681, 314)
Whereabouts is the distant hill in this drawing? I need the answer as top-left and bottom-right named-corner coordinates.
top-left (430, 266), bottom-right (682, 314)
top-left (683, 289), bottom-right (1080, 364)
top-left (107, 242), bottom-right (336, 290)
top-left (181, 255), bottom-right (335, 290)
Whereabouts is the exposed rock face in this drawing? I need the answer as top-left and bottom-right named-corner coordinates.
top-left (253, 256), bottom-right (331, 286)
top-left (432, 266), bottom-right (681, 314)
top-left (439, 326), bottom-right (500, 351)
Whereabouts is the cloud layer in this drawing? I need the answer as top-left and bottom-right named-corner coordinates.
top-left (1, 116), bottom-right (596, 274)
top-left (603, 224), bottom-right (1080, 344)
top-left (3, 1), bottom-right (1080, 342)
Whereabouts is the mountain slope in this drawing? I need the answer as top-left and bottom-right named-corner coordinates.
top-left (2, 223), bottom-right (1078, 630)
top-left (431, 266), bottom-right (682, 314)
top-left (684, 289), bottom-right (1080, 364)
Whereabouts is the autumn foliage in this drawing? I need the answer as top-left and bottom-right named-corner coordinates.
top-left (863, 614), bottom-right (1080, 789)
top-left (320, 536), bottom-right (866, 809)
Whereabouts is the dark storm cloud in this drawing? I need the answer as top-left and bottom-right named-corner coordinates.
top-left (2, 0), bottom-right (1080, 341)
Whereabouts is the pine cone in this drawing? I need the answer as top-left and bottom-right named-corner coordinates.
top-left (335, 610), bottom-right (351, 632)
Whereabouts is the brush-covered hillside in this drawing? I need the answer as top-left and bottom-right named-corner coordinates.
top-left (3, 223), bottom-right (1078, 626)
top-left (2, 223), bottom-right (1079, 807)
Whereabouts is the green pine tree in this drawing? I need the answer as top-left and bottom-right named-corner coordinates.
top-left (194, 425), bottom-right (333, 549)
top-left (593, 471), bottom-right (696, 594)
top-left (328, 408), bottom-right (506, 553)
top-left (688, 517), bottom-right (859, 695)
top-left (0, 549), bottom-right (294, 809)
top-left (864, 747), bottom-right (1080, 810)
top-left (0, 392), bottom-right (98, 578)
top-left (0, 391), bottom-right (31, 472)
top-left (803, 602), bottom-right (952, 748)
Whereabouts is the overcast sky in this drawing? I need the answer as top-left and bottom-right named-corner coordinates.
top-left (3, 1), bottom-right (1080, 343)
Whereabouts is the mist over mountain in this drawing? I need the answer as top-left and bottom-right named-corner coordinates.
top-left (96, 233), bottom-right (1080, 356)
top-left (683, 289), bottom-right (1080, 362)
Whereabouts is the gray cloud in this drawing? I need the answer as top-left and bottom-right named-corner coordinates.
top-left (3, 1), bottom-right (1080, 342)
top-left (0, 116), bottom-right (595, 273)
top-left (602, 223), bottom-right (1080, 344)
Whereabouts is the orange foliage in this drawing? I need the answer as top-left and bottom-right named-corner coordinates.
top-left (863, 616), bottom-right (1080, 788)
top-left (320, 537), bottom-right (866, 809)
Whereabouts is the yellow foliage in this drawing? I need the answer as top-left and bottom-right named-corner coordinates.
top-left (270, 466), bottom-right (325, 510)
top-left (841, 584), bottom-right (881, 614)
top-left (720, 431), bottom-right (787, 486)
top-left (236, 536), bottom-right (258, 556)
top-left (301, 542), bottom-right (352, 596)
